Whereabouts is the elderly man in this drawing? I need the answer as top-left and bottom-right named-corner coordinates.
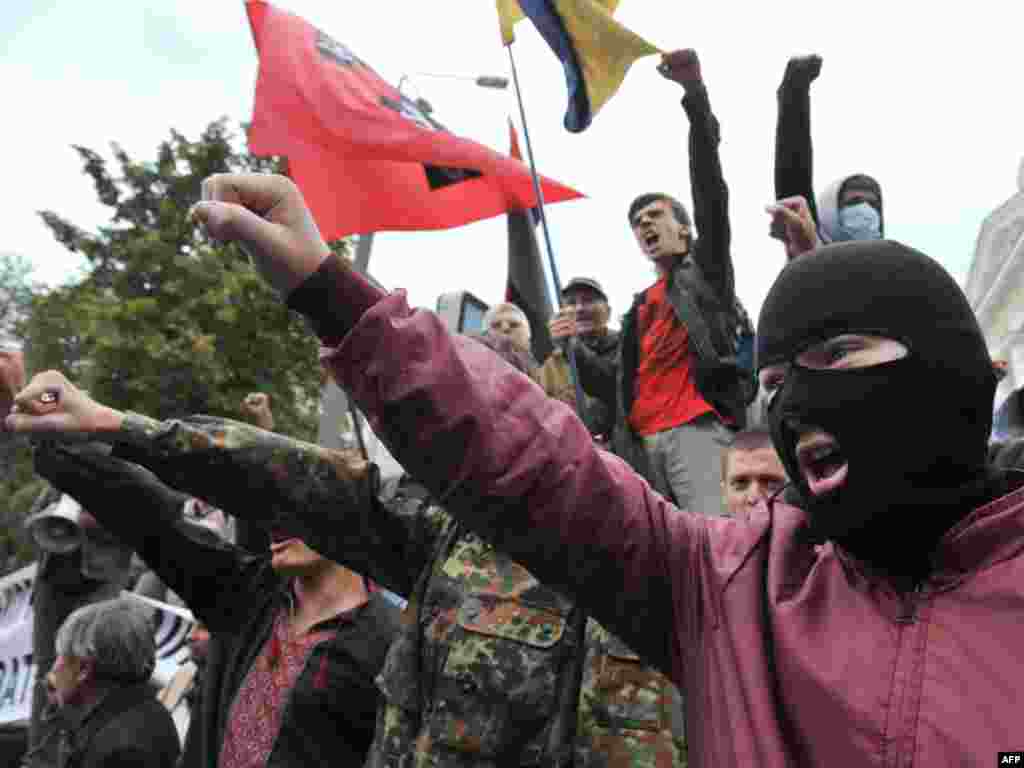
top-left (47, 597), bottom-right (179, 768)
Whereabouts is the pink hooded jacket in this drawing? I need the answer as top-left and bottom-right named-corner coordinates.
top-left (318, 288), bottom-right (1024, 767)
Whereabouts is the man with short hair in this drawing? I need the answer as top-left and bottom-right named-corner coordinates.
top-left (611, 50), bottom-right (754, 513)
top-left (48, 597), bottom-right (179, 768)
top-left (720, 427), bottom-right (788, 519)
top-left (543, 277), bottom-right (619, 441)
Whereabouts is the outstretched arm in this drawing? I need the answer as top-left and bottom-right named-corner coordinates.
top-left (32, 441), bottom-right (271, 634)
top-left (8, 372), bottom-right (447, 598)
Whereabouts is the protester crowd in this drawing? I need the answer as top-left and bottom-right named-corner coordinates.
top-left (0, 39), bottom-right (1020, 768)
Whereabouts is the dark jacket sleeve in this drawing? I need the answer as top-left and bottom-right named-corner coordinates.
top-left (104, 416), bottom-right (447, 598)
top-left (774, 78), bottom-right (819, 225)
top-left (572, 340), bottom-right (618, 408)
top-left (321, 292), bottom-right (717, 682)
top-left (32, 442), bottom-right (271, 634)
top-left (683, 85), bottom-right (734, 306)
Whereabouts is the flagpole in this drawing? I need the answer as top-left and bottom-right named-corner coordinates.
top-left (505, 44), bottom-right (589, 422)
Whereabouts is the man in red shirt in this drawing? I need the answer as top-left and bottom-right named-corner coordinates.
top-left (605, 50), bottom-right (752, 513)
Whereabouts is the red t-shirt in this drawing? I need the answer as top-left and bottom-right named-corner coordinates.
top-left (628, 277), bottom-right (713, 436)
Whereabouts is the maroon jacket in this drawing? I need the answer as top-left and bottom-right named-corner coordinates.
top-left (294, 263), bottom-right (1024, 767)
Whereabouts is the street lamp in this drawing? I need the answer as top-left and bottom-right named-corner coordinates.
top-left (396, 71), bottom-right (509, 115)
top-left (353, 71), bottom-right (509, 273)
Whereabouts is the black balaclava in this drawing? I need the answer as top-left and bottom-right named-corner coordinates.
top-left (757, 241), bottom-right (996, 577)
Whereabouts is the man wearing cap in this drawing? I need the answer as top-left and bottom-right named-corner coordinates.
top-left (543, 277), bottom-right (619, 443)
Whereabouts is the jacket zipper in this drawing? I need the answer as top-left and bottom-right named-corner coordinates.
top-left (896, 583), bottom-right (925, 624)
top-left (885, 584), bottom-right (929, 768)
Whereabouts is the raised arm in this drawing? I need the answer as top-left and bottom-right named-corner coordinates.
top-left (8, 373), bottom-right (447, 598)
top-left (659, 49), bottom-right (734, 304)
top-left (774, 55), bottom-right (822, 227)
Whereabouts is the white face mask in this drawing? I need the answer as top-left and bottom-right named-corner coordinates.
top-left (835, 202), bottom-right (882, 242)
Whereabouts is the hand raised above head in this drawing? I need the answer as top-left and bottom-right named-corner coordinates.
top-left (240, 392), bottom-right (275, 431)
top-left (190, 173), bottom-right (332, 297)
top-left (0, 347), bottom-right (26, 420)
top-left (657, 49), bottom-right (702, 89)
top-left (4, 370), bottom-right (122, 437)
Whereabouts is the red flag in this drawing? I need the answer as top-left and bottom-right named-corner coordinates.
top-left (246, 1), bottom-right (583, 240)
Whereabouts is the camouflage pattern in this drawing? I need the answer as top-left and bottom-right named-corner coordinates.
top-left (113, 413), bottom-right (686, 766)
top-left (575, 622), bottom-right (686, 768)
top-left (369, 529), bottom-right (686, 768)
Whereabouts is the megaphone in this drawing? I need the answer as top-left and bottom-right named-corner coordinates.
top-left (25, 494), bottom-right (84, 554)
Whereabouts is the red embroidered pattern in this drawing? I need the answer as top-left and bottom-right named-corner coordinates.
top-left (219, 608), bottom-right (334, 768)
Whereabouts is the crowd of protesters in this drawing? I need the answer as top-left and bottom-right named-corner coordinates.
top-left (0, 42), bottom-right (1020, 768)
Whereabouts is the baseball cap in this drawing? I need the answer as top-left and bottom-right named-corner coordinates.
top-left (562, 277), bottom-right (607, 302)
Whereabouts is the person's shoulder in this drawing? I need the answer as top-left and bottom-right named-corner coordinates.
top-left (93, 693), bottom-right (179, 753)
top-left (599, 329), bottom-right (622, 350)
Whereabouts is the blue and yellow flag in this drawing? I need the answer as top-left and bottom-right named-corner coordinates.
top-left (497, 0), bottom-right (660, 132)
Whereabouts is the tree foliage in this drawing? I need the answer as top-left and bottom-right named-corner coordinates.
top-left (0, 252), bottom-right (36, 343)
top-left (23, 119), bottom-right (338, 440)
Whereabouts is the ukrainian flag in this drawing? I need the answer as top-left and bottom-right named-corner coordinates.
top-left (497, 0), bottom-right (660, 132)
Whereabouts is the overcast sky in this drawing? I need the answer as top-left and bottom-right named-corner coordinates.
top-left (3, 1), bottom-right (1022, 329)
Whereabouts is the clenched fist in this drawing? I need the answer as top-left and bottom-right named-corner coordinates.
top-left (190, 173), bottom-right (331, 296)
top-left (240, 392), bottom-right (275, 431)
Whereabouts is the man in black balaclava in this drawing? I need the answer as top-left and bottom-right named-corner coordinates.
top-left (757, 239), bottom-right (1000, 587)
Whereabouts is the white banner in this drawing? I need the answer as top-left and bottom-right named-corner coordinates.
top-left (0, 564), bottom-right (37, 726)
top-left (0, 564), bottom-right (196, 727)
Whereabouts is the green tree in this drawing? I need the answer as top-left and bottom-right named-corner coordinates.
top-left (0, 253), bottom-right (41, 573)
top-left (0, 252), bottom-right (36, 343)
top-left (24, 119), bottom-right (340, 440)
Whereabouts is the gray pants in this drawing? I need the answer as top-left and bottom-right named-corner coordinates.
top-left (641, 412), bottom-right (733, 516)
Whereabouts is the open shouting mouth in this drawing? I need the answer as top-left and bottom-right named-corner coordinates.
top-left (796, 432), bottom-right (848, 496)
top-left (642, 230), bottom-right (660, 252)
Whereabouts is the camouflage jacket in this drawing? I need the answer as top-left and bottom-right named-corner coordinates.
top-left (105, 413), bottom-right (686, 767)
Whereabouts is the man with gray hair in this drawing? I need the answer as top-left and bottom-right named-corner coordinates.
top-left (47, 597), bottom-right (179, 768)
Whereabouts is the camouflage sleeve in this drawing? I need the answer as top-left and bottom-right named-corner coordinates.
top-left (108, 412), bottom-right (450, 597)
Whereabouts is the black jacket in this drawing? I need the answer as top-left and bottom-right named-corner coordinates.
top-left (36, 444), bottom-right (400, 768)
top-left (61, 683), bottom-right (179, 768)
top-left (575, 85), bottom-right (751, 478)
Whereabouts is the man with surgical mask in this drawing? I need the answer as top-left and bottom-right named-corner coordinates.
top-left (773, 54), bottom-right (884, 252)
